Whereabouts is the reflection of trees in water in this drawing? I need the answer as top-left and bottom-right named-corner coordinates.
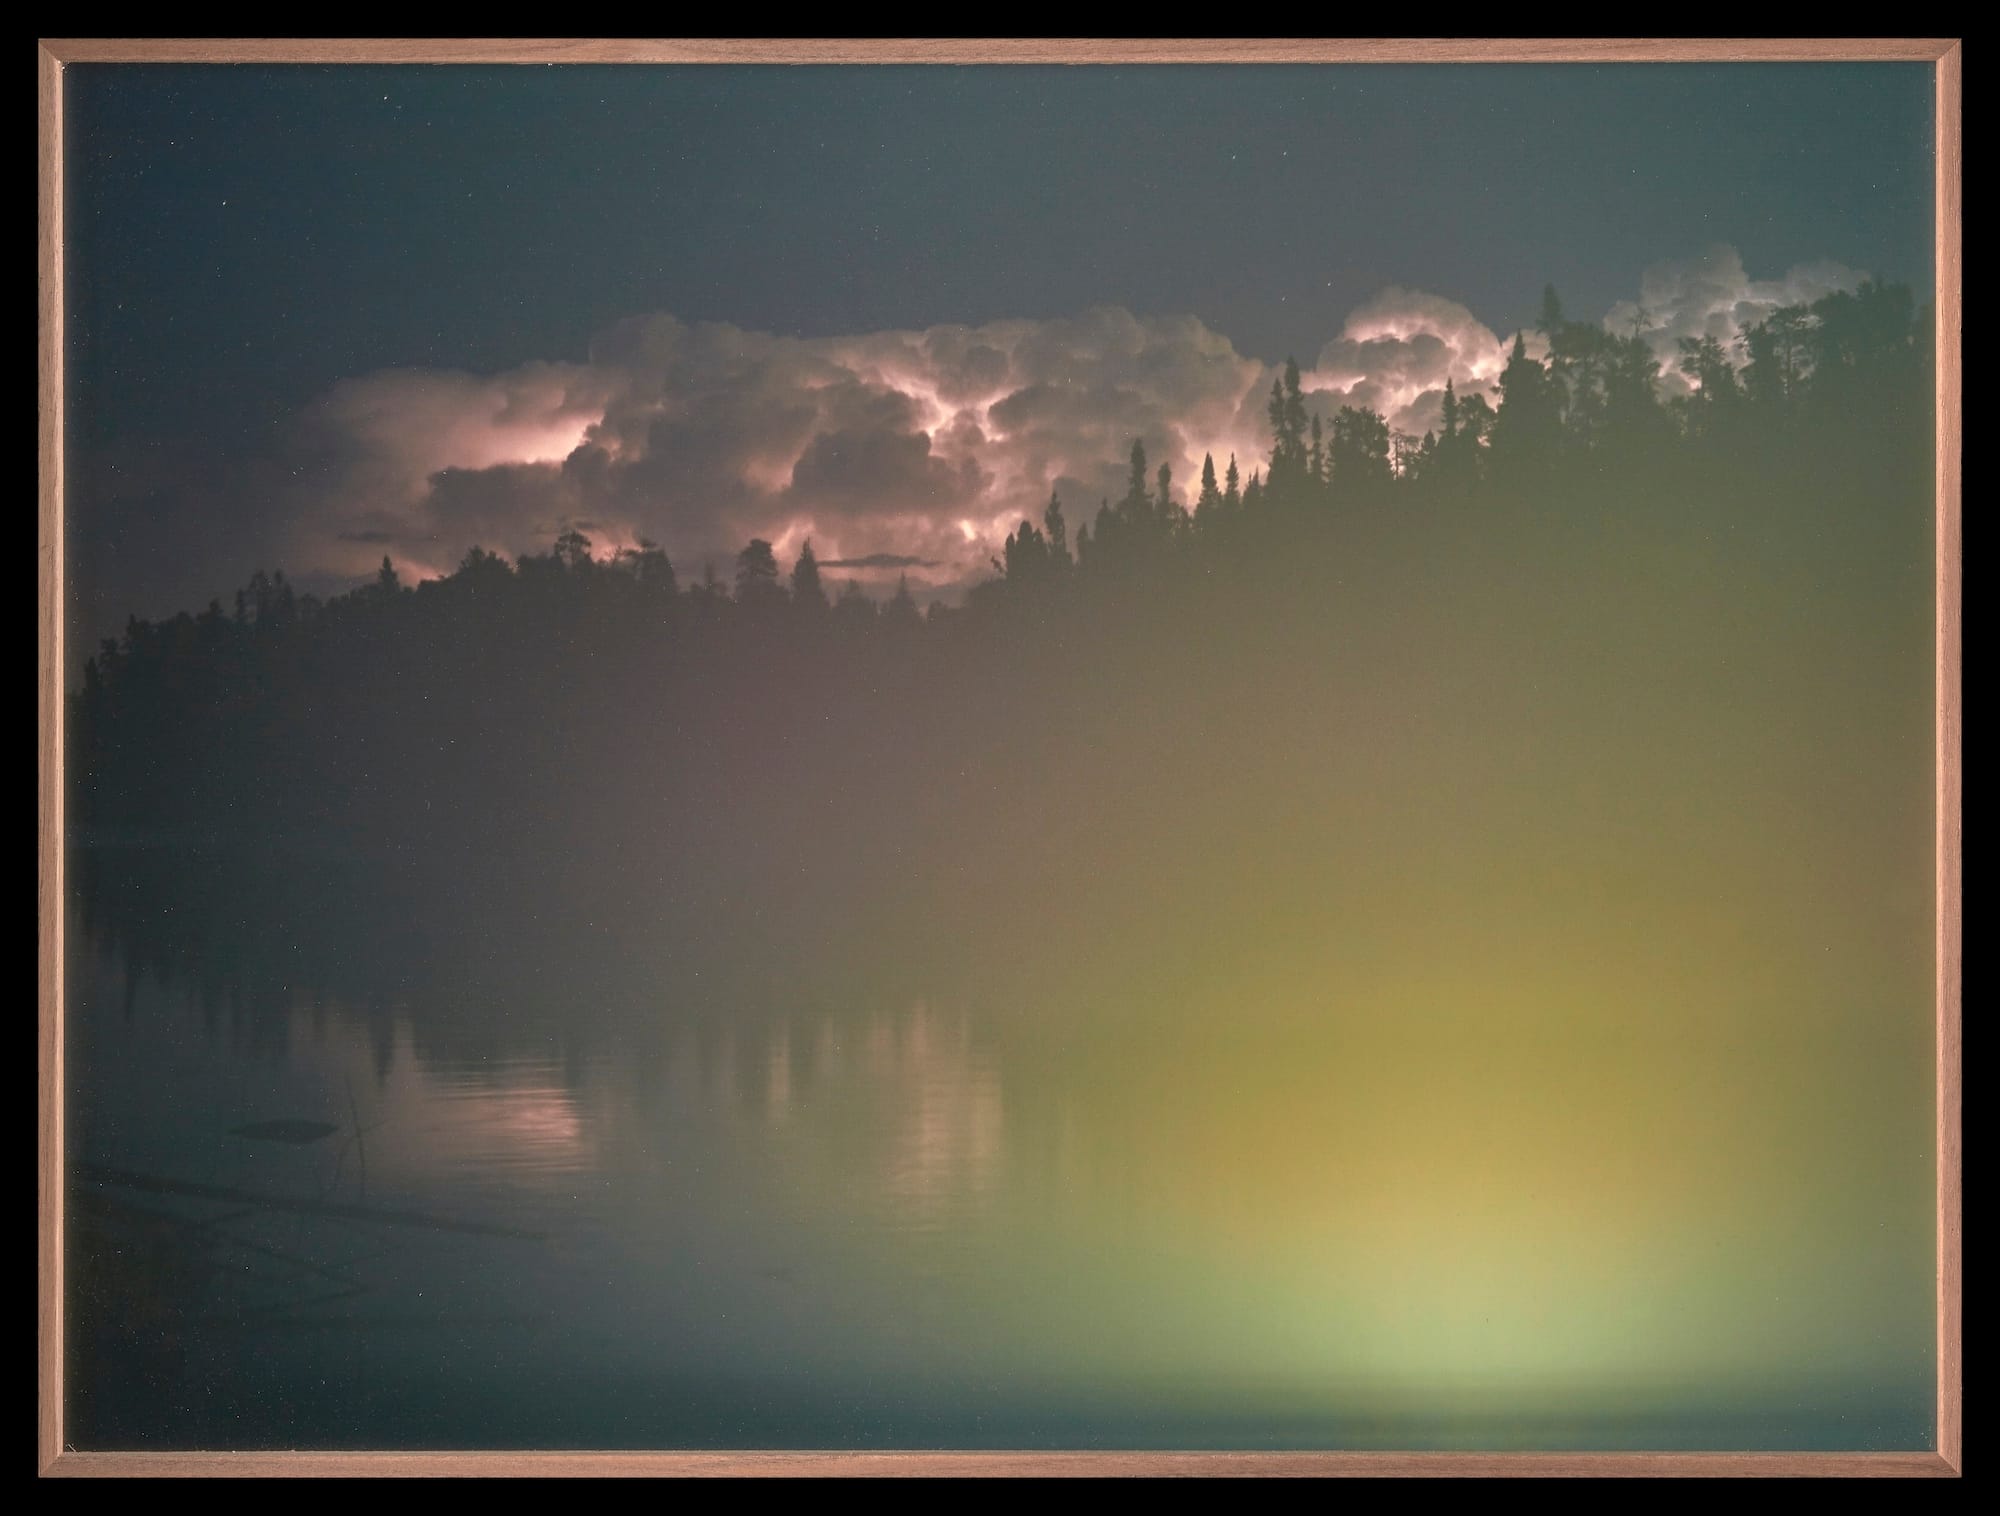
top-left (649, 1003), bottom-right (1008, 1223)
top-left (72, 840), bottom-right (425, 1075)
top-left (875, 1006), bottom-right (1006, 1212)
top-left (75, 842), bottom-right (1013, 1224)
top-left (675, 1006), bottom-right (1012, 1236)
top-left (69, 821), bottom-right (965, 1089)
top-left (818, 1005), bottom-right (1006, 1216)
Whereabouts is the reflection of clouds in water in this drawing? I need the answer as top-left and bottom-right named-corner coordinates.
top-left (283, 998), bottom-right (1002, 1226)
top-left (288, 1011), bottom-right (599, 1185)
top-left (417, 1073), bottom-right (593, 1180)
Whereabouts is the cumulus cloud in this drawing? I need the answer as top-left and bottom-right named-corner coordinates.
top-left (276, 247), bottom-right (1867, 597)
top-left (1306, 287), bottom-right (1518, 440)
top-left (1604, 244), bottom-right (1867, 397)
top-left (292, 363), bottom-right (611, 581)
top-left (282, 307), bottom-right (1273, 594)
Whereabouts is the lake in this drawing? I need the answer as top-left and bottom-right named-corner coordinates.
top-left (65, 847), bottom-right (1935, 1452)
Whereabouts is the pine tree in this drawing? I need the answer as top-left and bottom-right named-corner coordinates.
top-left (1043, 490), bottom-right (1071, 569)
top-left (884, 573), bottom-right (921, 629)
top-left (833, 577), bottom-right (877, 628)
top-left (1329, 406), bottom-right (1392, 491)
top-left (1123, 439), bottom-right (1150, 519)
top-left (1002, 519), bottom-right (1049, 583)
top-left (735, 538), bottom-right (783, 607)
top-left (1536, 284), bottom-right (1565, 336)
top-left (1155, 461), bottom-right (1178, 535)
top-left (1111, 439), bottom-right (1174, 554)
top-left (1491, 334), bottom-right (1560, 473)
top-left (1194, 452), bottom-right (1223, 530)
top-left (1265, 359), bottom-right (1310, 495)
top-left (790, 538), bottom-right (828, 613)
top-left (1675, 334), bottom-right (1742, 441)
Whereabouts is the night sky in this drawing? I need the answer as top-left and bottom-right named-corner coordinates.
top-left (64, 63), bottom-right (1934, 656)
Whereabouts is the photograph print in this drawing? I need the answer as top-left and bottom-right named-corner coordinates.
top-left (58, 53), bottom-right (1943, 1455)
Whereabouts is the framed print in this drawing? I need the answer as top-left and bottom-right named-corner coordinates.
top-left (38, 38), bottom-right (1961, 1478)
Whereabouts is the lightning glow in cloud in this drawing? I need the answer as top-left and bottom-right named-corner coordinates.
top-left (283, 248), bottom-right (1867, 597)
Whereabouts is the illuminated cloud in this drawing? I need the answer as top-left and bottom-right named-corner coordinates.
top-left (1305, 287), bottom-right (1518, 440)
top-left (1604, 244), bottom-right (1867, 397)
top-left (295, 363), bottom-right (614, 582)
top-left (284, 308), bottom-right (1272, 594)
top-left (282, 248), bottom-right (1867, 597)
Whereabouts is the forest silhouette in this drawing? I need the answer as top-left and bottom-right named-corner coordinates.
top-left (70, 282), bottom-right (1934, 1049)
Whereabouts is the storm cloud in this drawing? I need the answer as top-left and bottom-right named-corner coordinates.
top-left (282, 248), bottom-right (1869, 596)
top-left (1607, 244), bottom-right (1869, 397)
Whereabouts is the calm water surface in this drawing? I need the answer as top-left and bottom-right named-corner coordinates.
top-left (67, 887), bottom-right (1934, 1451)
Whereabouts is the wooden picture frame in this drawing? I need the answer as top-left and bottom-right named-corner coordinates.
top-left (37, 37), bottom-right (1961, 1478)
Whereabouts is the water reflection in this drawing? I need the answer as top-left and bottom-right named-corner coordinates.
top-left (402, 1065), bottom-right (595, 1182)
top-left (757, 1007), bottom-right (1005, 1224)
top-left (68, 892), bottom-right (1934, 1453)
top-left (75, 932), bottom-right (1013, 1258)
top-left (879, 1008), bottom-right (1006, 1216)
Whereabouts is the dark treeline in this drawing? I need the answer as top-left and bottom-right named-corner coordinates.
top-left (72, 282), bottom-right (1933, 1042)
